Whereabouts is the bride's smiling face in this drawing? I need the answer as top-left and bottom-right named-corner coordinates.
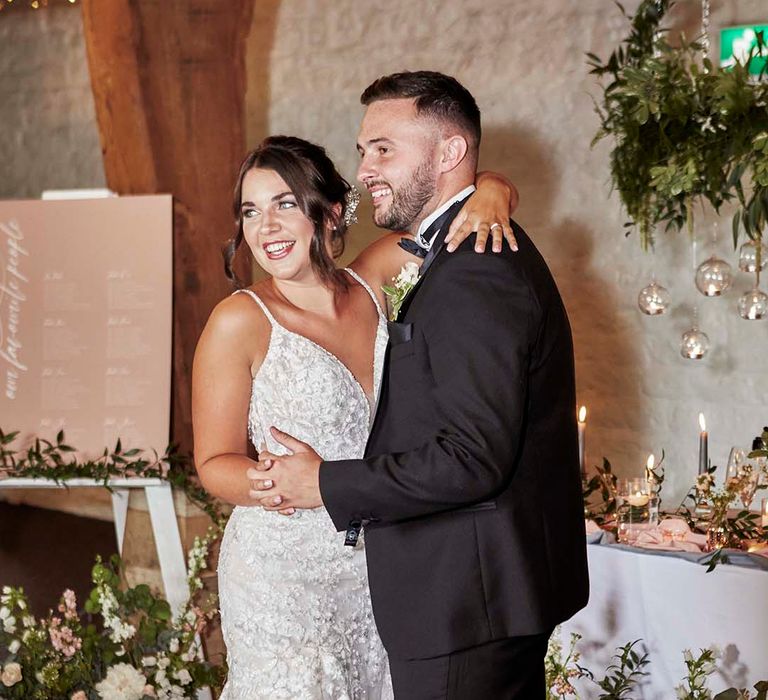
top-left (240, 167), bottom-right (317, 283)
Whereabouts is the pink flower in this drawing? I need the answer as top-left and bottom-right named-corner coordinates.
top-left (49, 617), bottom-right (82, 658)
top-left (142, 685), bottom-right (156, 697)
top-left (71, 691), bottom-right (87, 700)
top-left (58, 590), bottom-right (78, 621)
top-left (552, 678), bottom-right (576, 696)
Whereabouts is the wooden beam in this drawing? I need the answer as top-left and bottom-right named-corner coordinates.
top-left (81, 0), bottom-right (254, 454)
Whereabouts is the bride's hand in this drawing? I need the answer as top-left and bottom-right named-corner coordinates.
top-left (250, 442), bottom-right (296, 516)
top-left (445, 171), bottom-right (519, 253)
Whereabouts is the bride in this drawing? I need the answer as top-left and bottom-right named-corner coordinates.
top-left (191, 135), bottom-right (517, 699)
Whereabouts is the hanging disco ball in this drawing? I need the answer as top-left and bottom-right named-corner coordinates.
top-left (695, 256), bottom-right (733, 297)
top-left (637, 281), bottom-right (671, 315)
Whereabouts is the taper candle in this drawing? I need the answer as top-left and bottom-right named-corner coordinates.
top-left (577, 406), bottom-right (587, 477)
top-left (698, 413), bottom-right (708, 475)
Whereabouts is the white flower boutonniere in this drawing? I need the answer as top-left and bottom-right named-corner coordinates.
top-left (382, 261), bottom-right (420, 321)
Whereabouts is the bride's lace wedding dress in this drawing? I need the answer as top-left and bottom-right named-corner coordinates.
top-left (217, 269), bottom-right (393, 700)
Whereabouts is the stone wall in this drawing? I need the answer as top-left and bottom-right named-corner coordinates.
top-left (1, 1), bottom-right (767, 510)
top-left (245, 0), bottom-right (768, 504)
top-left (0, 4), bottom-right (104, 199)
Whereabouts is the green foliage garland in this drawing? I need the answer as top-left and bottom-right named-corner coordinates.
top-left (0, 428), bottom-right (225, 529)
top-left (589, 0), bottom-right (768, 250)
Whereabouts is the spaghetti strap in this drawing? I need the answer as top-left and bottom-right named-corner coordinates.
top-left (233, 288), bottom-right (277, 326)
top-left (344, 268), bottom-right (385, 320)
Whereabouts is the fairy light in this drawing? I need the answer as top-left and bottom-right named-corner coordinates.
top-left (0, 0), bottom-right (77, 9)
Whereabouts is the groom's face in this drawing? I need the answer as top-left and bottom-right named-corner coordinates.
top-left (356, 98), bottom-right (439, 232)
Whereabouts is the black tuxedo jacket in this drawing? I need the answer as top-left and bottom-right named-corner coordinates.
top-left (320, 201), bottom-right (589, 660)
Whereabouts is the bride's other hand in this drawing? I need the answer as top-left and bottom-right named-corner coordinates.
top-left (445, 171), bottom-right (519, 254)
top-left (248, 449), bottom-right (296, 516)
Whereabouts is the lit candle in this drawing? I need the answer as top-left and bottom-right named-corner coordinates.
top-left (762, 498), bottom-right (768, 529)
top-left (698, 413), bottom-right (708, 475)
top-left (645, 453), bottom-right (655, 483)
top-left (627, 491), bottom-right (650, 507)
top-left (577, 406), bottom-right (587, 477)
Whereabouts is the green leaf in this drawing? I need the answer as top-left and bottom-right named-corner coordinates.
top-left (151, 599), bottom-right (172, 621)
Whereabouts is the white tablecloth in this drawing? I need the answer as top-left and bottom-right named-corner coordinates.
top-left (561, 544), bottom-right (768, 698)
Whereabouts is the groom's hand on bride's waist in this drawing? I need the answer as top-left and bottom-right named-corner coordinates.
top-left (247, 427), bottom-right (323, 511)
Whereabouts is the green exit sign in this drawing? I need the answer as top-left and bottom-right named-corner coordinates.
top-left (720, 26), bottom-right (768, 75)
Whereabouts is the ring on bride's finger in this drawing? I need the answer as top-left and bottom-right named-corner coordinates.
top-left (490, 223), bottom-right (502, 232)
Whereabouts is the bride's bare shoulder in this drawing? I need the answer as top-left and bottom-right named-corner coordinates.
top-left (350, 232), bottom-right (414, 287)
top-left (198, 286), bottom-right (272, 358)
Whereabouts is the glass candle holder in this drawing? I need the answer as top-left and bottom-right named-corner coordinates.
top-left (616, 478), bottom-right (650, 543)
top-left (738, 287), bottom-right (768, 320)
top-left (705, 525), bottom-right (729, 552)
top-left (762, 498), bottom-right (768, 530)
top-left (695, 256), bottom-right (733, 297)
top-left (738, 239), bottom-right (768, 273)
top-left (681, 326), bottom-right (710, 359)
top-left (638, 280), bottom-right (671, 315)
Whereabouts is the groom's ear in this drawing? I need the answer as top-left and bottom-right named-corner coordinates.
top-left (438, 134), bottom-right (469, 174)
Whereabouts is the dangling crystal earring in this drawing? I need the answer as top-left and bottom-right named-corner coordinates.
top-left (343, 186), bottom-right (360, 227)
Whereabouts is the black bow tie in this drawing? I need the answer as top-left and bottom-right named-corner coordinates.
top-left (396, 196), bottom-right (472, 261)
top-left (397, 238), bottom-right (427, 258)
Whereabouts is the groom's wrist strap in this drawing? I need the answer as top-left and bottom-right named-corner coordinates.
top-left (344, 520), bottom-right (362, 547)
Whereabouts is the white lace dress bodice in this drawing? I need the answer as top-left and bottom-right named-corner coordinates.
top-left (217, 269), bottom-right (392, 700)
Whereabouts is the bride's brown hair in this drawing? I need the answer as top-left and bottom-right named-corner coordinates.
top-left (224, 136), bottom-right (353, 289)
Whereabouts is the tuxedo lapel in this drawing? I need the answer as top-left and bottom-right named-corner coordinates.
top-left (395, 196), bottom-right (470, 322)
top-left (365, 194), bottom-right (471, 454)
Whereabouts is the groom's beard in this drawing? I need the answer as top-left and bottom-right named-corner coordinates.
top-left (373, 160), bottom-right (436, 232)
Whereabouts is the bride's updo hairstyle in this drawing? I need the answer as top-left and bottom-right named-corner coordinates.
top-left (225, 135), bottom-right (353, 289)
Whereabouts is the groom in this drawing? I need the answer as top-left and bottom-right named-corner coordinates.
top-left (253, 71), bottom-right (589, 697)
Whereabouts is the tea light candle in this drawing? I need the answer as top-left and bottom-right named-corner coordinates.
top-left (627, 491), bottom-right (650, 507)
top-left (577, 406), bottom-right (587, 477)
top-left (698, 413), bottom-right (708, 475)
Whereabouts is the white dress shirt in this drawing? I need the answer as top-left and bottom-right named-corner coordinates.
top-left (415, 184), bottom-right (476, 250)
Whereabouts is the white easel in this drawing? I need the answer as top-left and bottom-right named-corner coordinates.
top-left (0, 477), bottom-right (212, 700)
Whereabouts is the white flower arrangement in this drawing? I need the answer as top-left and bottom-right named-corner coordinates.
top-left (382, 261), bottom-right (420, 321)
top-left (0, 429), bottom-right (228, 698)
top-left (0, 558), bottom-right (223, 698)
top-left (94, 662), bottom-right (147, 700)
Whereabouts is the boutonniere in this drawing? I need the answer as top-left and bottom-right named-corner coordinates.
top-left (382, 261), bottom-right (420, 321)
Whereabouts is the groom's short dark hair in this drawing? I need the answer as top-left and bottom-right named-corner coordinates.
top-left (361, 71), bottom-right (481, 152)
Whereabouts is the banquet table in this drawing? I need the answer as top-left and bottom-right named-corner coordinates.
top-left (561, 542), bottom-right (768, 698)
